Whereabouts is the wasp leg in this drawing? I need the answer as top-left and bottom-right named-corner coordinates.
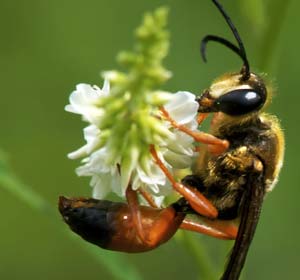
top-left (126, 185), bottom-right (185, 248)
top-left (138, 188), bottom-right (158, 208)
top-left (180, 216), bottom-right (238, 240)
top-left (197, 113), bottom-right (209, 124)
top-left (160, 107), bottom-right (229, 155)
top-left (125, 184), bottom-right (147, 243)
top-left (150, 145), bottom-right (218, 218)
top-left (195, 113), bottom-right (209, 153)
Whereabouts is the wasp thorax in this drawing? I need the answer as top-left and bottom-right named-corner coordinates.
top-left (197, 72), bottom-right (267, 116)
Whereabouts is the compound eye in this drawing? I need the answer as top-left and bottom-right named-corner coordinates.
top-left (215, 89), bottom-right (264, 116)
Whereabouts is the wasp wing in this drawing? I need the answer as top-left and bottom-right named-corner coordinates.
top-left (221, 174), bottom-right (265, 280)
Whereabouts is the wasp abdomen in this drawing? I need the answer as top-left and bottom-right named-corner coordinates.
top-left (59, 196), bottom-right (121, 248)
top-left (58, 196), bottom-right (185, 253)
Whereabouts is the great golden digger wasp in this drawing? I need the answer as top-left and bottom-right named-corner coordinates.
top-left (59, 1), bottom-right (284, 279)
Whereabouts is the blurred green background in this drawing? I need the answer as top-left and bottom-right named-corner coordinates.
top-left (0, 0), bottom-right (298, 279)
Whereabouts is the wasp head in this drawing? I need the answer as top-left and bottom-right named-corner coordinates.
top-left (197, 72), bottom-right (267, 117)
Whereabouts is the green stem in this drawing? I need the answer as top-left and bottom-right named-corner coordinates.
top-left (176, 231), bottom-right (216, 280)
top-left (258, 0), bottom-right (291, 72)
top-left (0, 169), bottom-right (141, 280)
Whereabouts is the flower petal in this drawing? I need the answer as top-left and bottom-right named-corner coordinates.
top-left (76, 148), bottom-right (111, 176)
top-left (164, 91), bottom-right (198, 124)
top-left (65, 82), bottom-right (110, 125)
top-left (163, 149), bottom-right (192, 168)
top-left (136, 162), bottom-right (166, 187)
top-left (91, 174), bottom-right (112, 199)
top-left (120, 146), bottom-right (140, 193)
top-left (102, 79), bottom-right (110, 94)
top-left (68, 125), bottom-right (101, 159)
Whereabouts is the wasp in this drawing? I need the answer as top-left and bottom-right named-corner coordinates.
top-left (59, 1), bottom-right (284, 279)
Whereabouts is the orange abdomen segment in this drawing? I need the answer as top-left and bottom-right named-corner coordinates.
top-left (58, 197), bottom-right (184, 253)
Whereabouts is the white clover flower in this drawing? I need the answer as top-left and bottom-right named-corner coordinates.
top-left (65, 81), bottom-right (109, 126)
top-left (66, 80), bottom-right (199, 204)
top-left (66, 6), bottom-right (199, 206)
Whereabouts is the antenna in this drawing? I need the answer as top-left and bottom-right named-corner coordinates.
top-left (201, 0), bottom-right (250, 80)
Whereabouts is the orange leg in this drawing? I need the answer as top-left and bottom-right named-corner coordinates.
top-left (127, 181), bottom-right (237, 242)
top-left (126, 185), bottom-right (185, 248)
top-left (137, 186), bottom-right (237, 240)
top-left (197, 113), bottom-right (209, 125)
top-left (139, 188), bottom-right (158, 208)
top-left (180, 216), bottom-right (238, 240)
top-left (195, 113), bottom-right (209, 153)
top-left (160, 107), bottom-right (229, 156)
top-left (136, 187), bottom-right (237, 240)
top-left (126, 184), bottom-right (147, 243)
top-left (150, 145), bottom-right (218, 219)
